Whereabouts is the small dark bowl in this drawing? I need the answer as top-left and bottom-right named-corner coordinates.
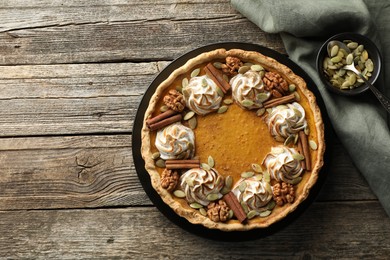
top-left (316, 32), bottom-right (382, 96)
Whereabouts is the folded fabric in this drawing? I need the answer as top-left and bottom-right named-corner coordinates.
top-left (231, 0), bottom-right (390, 216)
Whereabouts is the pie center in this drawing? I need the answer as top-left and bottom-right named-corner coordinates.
top-left (194, 99), bottom-right (278, 183)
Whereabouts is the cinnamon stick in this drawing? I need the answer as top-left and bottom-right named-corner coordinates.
top-left (223, 191), bottom-right (247, 223)
top-left (263, 93), bottom-right (296, 108)
top-left (146, 109), bottom-right (179, 127)
top-left (165, 159), bottom-right (200, 169)
top-left (299, 130), bottom-right (311, 171)
top-left (148, 114), bottom-right (182, 131)
top-left (204, 63), bottom-right (231, 93)
top-left (297, 137), bottom-right (306, 170)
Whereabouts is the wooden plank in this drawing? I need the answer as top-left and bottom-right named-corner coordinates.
top-left (0, 201), bottom-right (389, 259)
top-left (0, 135), bottom-right (376, 211)
top-left (0, 135), bottom-right (152, 210)
top-left (0, 0), bottom-right (284, 65)
top-left (0, 62), bottom-right (168, 136)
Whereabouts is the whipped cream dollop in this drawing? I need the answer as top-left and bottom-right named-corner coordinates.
top-left (266, 102), bottom-right (307, 141)
top-left (179, 168), bottom-right (224, 206)
top-left (263, 146), bottom-right (303, 184)
top-left (232, 177), bottom-right (273, 213)
top-left (155, 123), bottom-right (195, 160)
top-left (230, 70), bottom-right (271, 110)
top-left (182, 75), bottom-right (222, 115)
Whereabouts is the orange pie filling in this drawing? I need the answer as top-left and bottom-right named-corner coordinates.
top-left (141, 49), bottom-right (324, 231)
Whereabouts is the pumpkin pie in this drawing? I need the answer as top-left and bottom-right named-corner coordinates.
top-left (141, 48), bottom-right (325, 231)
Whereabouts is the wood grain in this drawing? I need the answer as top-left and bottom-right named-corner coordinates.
top-left (0, 135), bottom-right (151, 210)
top-left (0, 0), bottom-right (388, 258)
top-left (0, 135), bottom-right (375, 211)
top-left (0, 202), bottom-right (389, 259)
top-left (0, 0), bottom-right (284, 65)
top-left (0, 62), bottom-right (169, 136)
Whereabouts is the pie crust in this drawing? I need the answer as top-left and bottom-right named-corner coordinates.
top-left (141, 48), bottom-right (325, 231)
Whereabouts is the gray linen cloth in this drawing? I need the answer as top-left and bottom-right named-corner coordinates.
top-left (231, 0), bottom-right (390, 216)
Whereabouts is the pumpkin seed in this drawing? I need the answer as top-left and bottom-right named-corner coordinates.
top-left (294, 91), bottom-right (301, 101)
top-left (347, 42), bottom-right (358, 49)
top-left (365, 59), bottom-right (374, 72)
top-left (207, 193), bottom-right (220, 201)
top-left (346, 53), bottom-right (354, 65)
top-left (223, 98), bottom-right (234, 105)
top-left (267, 200), bottom-right (276, 210)
top-left (241, 99), bottom-right (254, 107)
top-left (348, 74), bottom-right (356, 85)
top-left (330, 45), bottom-right (339, 57)
top-left (256, 108), bottom-right (265, 117)
top-left (361, 50), bottom-right (368, 61)
top-left (254, 174), bottom-right (263, 181)
top-left (199, 207), bottom-right (207, 216)
top-left (288, 84), bottom-right (296, 92)
top-left (259, 210), bottom-right (272, 217)
top-left (228, 209), bottom-right (234, 219)
top-left (263, 171), bottom-right (271, 183)
top-left (208, 155), bottom-right (215, 168)
top-left (188, 117), bottom-right (197, 129)
top-left (175, 85), bottom-right (183, 93)
top-left (251, 163), bottom-right (263, 173)
top-left (304, 126), bottom-right (310, 135)
top-left (240, 202), bottom-right (249, 214)
top-left (223, 74), bottom-right (229, 82)
top-left (256, 93), bottom-right (269, 103)
top-left (216, 175), bottom-right (223, 187)
top-left (357, 44), bottom-right (364, 52)
top-left (185, 177), bottom-right (194, 187)
top-left (217, 105), bottom-right (228, 114)
top-left (152, 152), bottom-right (160, 160)
top-left (213, 62), bottom-right (223, 69)
top-left (341, 81), bottom-right (351, 89)
top-left (201, 78), bottom-right (208, 87)
top-left (330, 56), bottom-right (342, 63)
top-left (160, 105), bottom-right (168, 112)
top-left (238, 181), bottom-right (247, 192)
top-left (173, 190), bottom-right (186, 198)
top-left (182, 77), bottom-right (189, 88)
top-left (291, 177), bottom-right (302, 185)
top-left (309, 140), bottom-right (318, 150)
top-left (241, 171), bottom-right (254, 178)
top-left (247, 210), bottom-right (258, 220)
top-left (221, 186), bottom-right (231, 195)
top-left (284, 135), bottom-right (295, 146)
top-left (259, 70), bottom-right (265, 78)
top-left (183, 111), bottom-right (195, 121)
top-left (155, 159), bottom-right (165, 168)
top-left (216, 86), bottom-right (224, 97)
top-left (190, 203), bottom-right (203, 209)
top-left (201, 163), bottom-right (210, 171)
top-left (225, 176), bottom-right (233, 189)
top-left (191, 68), bottom-right (200, 78)
top-left (238, 65), bottom-right (250, 74)
top-left (294, 134), bottom-right (299, 144)
top-left (293, 153), bottom-right (305, 161)
top-left (251, 64), bottom-right (264, 71)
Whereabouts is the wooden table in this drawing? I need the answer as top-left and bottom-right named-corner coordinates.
top-left (1, 1), bottom-right (389, 258)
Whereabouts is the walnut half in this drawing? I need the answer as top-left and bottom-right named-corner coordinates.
top-left (207, 199), bottom-right (230, 222)
top-left (163, 89), bottom-right (186, 112)
top-left (161, 169), bottom-right (179, 192)
top-left (272, 182), bottom-right (295, 206)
